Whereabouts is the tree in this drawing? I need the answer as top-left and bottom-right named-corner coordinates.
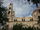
top-left (27, 0), bottom-right (40, 7)
top-left (0, 0), bottom-right (3, 6)
top-left (13, 24), bottom-right (35, 30)
top-left (13, 24), bottom-right (23, 30)
top-left (27, 0), bottom-right (30, 4)
top-left (0, 7), bottom-right (8, 25)
top-left (30, 18), bottom-right (33, 21)
top-left (31, 0), bottom-right (40, 7)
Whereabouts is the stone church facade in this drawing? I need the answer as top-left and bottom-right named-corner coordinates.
top-left (32, 7), bottom-right (40, 23)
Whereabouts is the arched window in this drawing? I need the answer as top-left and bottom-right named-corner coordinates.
top-left (39, 9), bottom-right (40, 13)
top-left (38, 16), bottom-right (40, 23)
top-left (9, 7), bottom-right (11, 9)
top-left (30, 18), bottom-right (33, 21)
top-left (22, 19), bottom-right (25, 21)
top-left (8, 11), bottom-right (10, 14)
top-left (14, 19), bottom-right (17, 22)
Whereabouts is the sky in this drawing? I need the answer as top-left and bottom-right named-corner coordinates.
top-left (3, 0), bottom-right (40, 17)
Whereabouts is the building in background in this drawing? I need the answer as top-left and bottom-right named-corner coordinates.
top-left (6, 2), bottom-right (40, 30)
top-left (6, 3), bottom-right (15, 30)
top-left (7, 3), bottom-right (15, 22)
top-left (32, 7), bottom-right (40, 23)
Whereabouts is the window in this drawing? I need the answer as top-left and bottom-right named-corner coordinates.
top-left (8, 11), bottom-right (10, 14)
top-left (22, 19), bottom-right (25, 21)
top-left (30, 18), bottom-right (33, 21)
top-left (39, 9), bottom-right (40, 13)
top-left (14, 19), bottom-right (17, 22)
top-left (9, 7), bottom-right (11, 9)
top-left (38, 16), bottom-right (40, 23)
top-left (10, 3), bottom-right (12, 5)
top-left (38, 16), bottom-right (40, 21)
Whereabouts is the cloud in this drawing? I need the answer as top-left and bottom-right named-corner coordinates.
top-left (3, 0), bottom-right (37, 17)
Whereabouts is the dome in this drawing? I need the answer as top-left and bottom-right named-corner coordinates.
top-left (32, 7), bottom-right (40, 21)
top-left (32, 8), bottom-right (40, 15)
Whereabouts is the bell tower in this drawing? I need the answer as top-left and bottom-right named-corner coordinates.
top-left (6, 3), bottom-right (15, 30)
top-left (7, 3), bottom-right (15, 22)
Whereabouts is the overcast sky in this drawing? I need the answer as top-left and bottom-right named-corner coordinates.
top-left (3, 0), bottom-right (39, 17)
